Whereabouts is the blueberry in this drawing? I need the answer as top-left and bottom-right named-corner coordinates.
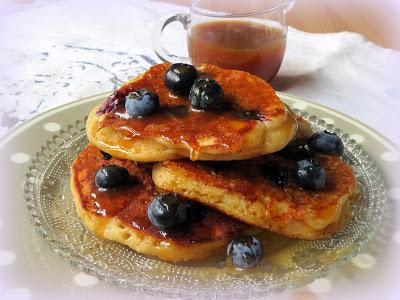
top-left (296, 158), bottom-right (315, 169)
top-left (227, 235), bottom-right (264, 269)
top-left (164, 63), bottom-right (198, 95)
top-left (184, 201), bottom-right (206, 223)
top-left (189, 78), bottom-right (224, 110)
top-left (295, 159), bottom-right (327, 190)
top-left (277, 145), bottom-right (311, 161)
top-left (97, 90), bottom-right (125, 115)
top-left (308, 131), bottom-right (344, 156)
top-left (95, 165), bottom-right (129, 189)
top-left (262, 161), bottom-right (289, 186)
top-left (147, 193), bottom-right (187, 230)
top-left (100, 150), bottom-right (112, 160)
top-left (125, 89), bottom-right (159, 117)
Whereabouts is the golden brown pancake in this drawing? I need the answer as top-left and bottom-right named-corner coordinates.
top-left (70, 144), bottom-right (250, 262)
top-left (86, 63), bottom-right (297, 162)
top-left (153, 154), bottom-right (360, 240)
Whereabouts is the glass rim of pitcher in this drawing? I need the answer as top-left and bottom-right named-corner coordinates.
top-left (191, 0), bottom-right (293, 18)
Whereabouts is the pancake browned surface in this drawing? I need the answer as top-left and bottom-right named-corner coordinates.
top-left (153, 155), bottom-right (360, 240)
top-left (70, 144), bottom-right (250, 262)
top-left (87, 63), bottom-right (297, 162)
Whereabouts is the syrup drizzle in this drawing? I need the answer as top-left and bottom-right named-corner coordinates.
top-left (97, 63), bottom-right (286, 159)
top-left (74, 145), bottom-right (248, 243)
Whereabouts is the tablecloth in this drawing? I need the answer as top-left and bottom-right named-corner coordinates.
top-left (0, 0), bottom-right (399, 299)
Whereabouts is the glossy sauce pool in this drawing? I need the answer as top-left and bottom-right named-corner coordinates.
top-left (104, 105), bottom-right (258, 160)
top-left (97, 63), bottom-right (286, 160)
top-left (73, 145), bottom-right (249, 243)
top-left (188, 20), bottom-right (287, 81)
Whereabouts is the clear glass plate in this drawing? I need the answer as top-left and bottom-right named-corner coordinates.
top-left (24, 106), bottom-right (386, 298)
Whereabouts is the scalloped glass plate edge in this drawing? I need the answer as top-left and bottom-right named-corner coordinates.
top-left (23, 94), bottom-right (387, 299)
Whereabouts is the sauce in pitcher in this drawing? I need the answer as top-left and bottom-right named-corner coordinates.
top-left (188, 20), bottom-right (286, 81)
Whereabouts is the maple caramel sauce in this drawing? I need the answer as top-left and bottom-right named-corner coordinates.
top-left (74, 145), bottom-right (248, 243)
top-left (113, 106), bottom-right (256, 158)
top-left (89, 178), bottom-right (248, 243)
top-left (89, 180), bottom-right (248, 242)
top-left (188, 20), bottom-right (286, 81)
top-left (98, 63), bottom-right (285, 161)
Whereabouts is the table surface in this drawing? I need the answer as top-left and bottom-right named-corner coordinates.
top-left (158, 0), bottom-right (400, 50)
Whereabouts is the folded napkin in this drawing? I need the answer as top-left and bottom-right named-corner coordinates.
top-left (276, 27), bottom-right (400, 147)
top-left (0, 0), bottom-right (399, 147)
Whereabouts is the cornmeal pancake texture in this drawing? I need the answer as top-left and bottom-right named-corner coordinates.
top-left (70, 144), bottom-right (250, 262)
top-left (152, 155), bottom-right (360, 240)
top-left (87, 63), bottom-right (297, 162)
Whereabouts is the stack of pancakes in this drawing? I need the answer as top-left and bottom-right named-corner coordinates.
top-left (71, 63), bottom-right (360, 262)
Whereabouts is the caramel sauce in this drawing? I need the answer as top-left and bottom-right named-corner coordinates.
top-left (72, 145), bottom-right (248, 243)
top-left (89, 183), bottom-right (146, 217)
top-left (188, 20), bottom-right (286, 81)
top-left (99, 63), bottom-right (286, 160)
top-left (106, 104), bottom-right (257, 159)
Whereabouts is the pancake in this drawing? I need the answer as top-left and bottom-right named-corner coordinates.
top-left (86, 63), bottom-right (297, 162)
top-left (289, 115), bottom-right (313, 146)
top-left (70, 144), bottom-right (250, 262)
top-left (152, 154), bottom-right (360, 240)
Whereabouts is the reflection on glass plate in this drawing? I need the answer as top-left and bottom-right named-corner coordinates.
top-left (24, 108), bottom-right (386, 298)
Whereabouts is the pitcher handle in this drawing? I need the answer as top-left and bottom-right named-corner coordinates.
top-left (284, 0), bottom-right (296, 13)
top-left (152, 13), bottom-right (190, 63)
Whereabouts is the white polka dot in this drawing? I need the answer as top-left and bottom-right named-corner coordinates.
top-left (292, 102), bottom-right (308, 110)
top-left (10, 153), bottom-right (30, 164)
top-left (393, 232), bottom-right (400, 245)
top-left (322, 118), bottom-right (335, 125)
top-left (43, 122), bottom-right (61, 132)
top-left (0, 250), bottom-right (16, 266)
top-left (380, 151), bottom-right (400, 162)
top-left (349, 134), bottom-right (365, 143)
top-left (3, 288), bottom-right (32, 300)
top-left (388, 188), bottom-right (400, 200)
top-left (307, 278), bottom-right (331, 294)
top-left (351, 253), bottom-right (375, 268)
top-left (74, 272), bottom-right (99, 286)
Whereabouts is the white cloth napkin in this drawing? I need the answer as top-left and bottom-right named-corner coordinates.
top-left (0, 0), bottom-right (399, 147)
top-left (277, 28), bottom-right (400, 147)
